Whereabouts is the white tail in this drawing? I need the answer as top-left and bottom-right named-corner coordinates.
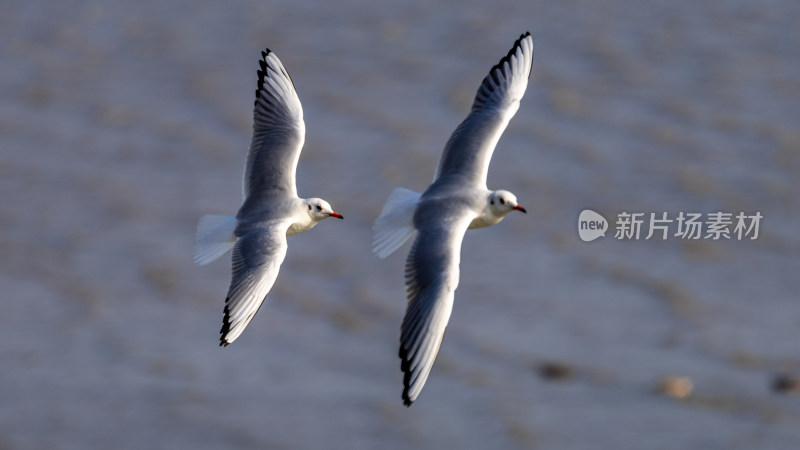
top-left (372, 187), bottom-right (421, 258)
top-left (193, 215), bottom-right (237, 265)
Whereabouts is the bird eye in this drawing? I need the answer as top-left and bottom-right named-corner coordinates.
top-left (316, 205), bottom-right (322, 211)
top-left (500, 198), bottom-right (506, 205)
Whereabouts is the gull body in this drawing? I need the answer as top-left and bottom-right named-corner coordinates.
top-left (194, 49), bottom-right (342, 347)
top-left (373, 33), bottom-right (534, 406)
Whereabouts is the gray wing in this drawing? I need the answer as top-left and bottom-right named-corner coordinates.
top-left (399, 211), bottom-right (474, 406)
top-left (434, 32), bottom-right (533, 188)
top-left (220, 221), bottom-right (291, 346)
top-left (242, 49), bottom-right (305, 201)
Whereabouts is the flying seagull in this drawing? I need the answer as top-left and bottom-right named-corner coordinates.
top-left (373, 32), bottom-right (533, 406)
top-left (194, 49), bottom-right (343, 346)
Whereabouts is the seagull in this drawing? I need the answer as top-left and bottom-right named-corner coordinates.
top-left (193, 48), bottom-right (343, 347)
top-left (373, 32), bottom-right (533, 406)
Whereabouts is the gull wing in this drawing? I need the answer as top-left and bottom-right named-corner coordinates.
top-left (399, 209), bottom-right (474, 405)
top-left (242, 50), bottom-right (305, 202)
top-left (219, 221), bottom-right (291, 346)
top-left (433, 33), bottom-right (533, 188)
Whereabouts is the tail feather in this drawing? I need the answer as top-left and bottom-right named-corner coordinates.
top-left (373, 188), bottom-right (421, 258)
top-left (193, 215), bottom-right (237, 265)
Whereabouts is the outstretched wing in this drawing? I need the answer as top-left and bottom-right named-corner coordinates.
top-left (220, 221), bottom-right (291, 346)
top-left (242, 49), bottom-right (305, 202)
top-left (399, 211), bottom-right (474, 406)
top-left (434, 32), bottom-right (533, 188)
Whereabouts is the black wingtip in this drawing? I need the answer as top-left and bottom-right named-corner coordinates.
top-left (399, 342), bottom-right (416, 407)
top-left (254, 49), bottom-right (271, 106)
top-left (253, 46), bottom-right (297, 106)
top-left (471, 32), bottom-right (534, 111)
top-left (219, 299), bottom-right (232, 346)
top-left (497, 31), bottom-right (533, 76)
top-left (495, 31), bottom-right (533, 75)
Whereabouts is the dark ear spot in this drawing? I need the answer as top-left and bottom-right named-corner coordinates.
top-left (308, 204), bottom-right (312, 211)
top-left (490, 199), bottom-right (495, 205)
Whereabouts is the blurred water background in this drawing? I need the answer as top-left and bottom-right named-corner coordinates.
top-left (1, 0), bottom-right (799, 448)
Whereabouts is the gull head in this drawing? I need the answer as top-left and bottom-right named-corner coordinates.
top-left (489, 190), bottom-right (527, 216)
top-left (305, 198), bottom-right (344, 221)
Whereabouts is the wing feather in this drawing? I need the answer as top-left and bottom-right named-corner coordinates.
top-left (433, 32), bottom-right (533, 188)
top-left (242, 50), bottom-right (305, 201)
top-left (220, 221), bottom-right (290, 346)
top-left (399, 212), bottom-right (473, 405)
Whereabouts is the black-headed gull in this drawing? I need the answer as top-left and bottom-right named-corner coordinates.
top-left (373, 32), bottom-right (533, 406)
top-left (194, 49), bottom-right (343, 347)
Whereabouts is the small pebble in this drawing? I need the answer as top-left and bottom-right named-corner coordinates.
top-left (656, 375), bottom-right (693, 399)
top-left (537, 361), bottom-right (574, 381)
top-left (771, 374), bottom-right (800, 394)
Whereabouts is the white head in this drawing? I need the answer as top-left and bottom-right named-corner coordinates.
top-left (489, 190), bottom-right (526, 216)
top-left (305, 198), bottom-right (344, 221)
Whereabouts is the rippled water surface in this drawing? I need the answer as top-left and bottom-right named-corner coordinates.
top-left (1, 1), bottom-right (799, 448)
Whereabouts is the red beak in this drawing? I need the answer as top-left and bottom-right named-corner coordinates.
top-left (513, 205), bottom-right (527, 214)
top-left (329, 211), bottom-right (344, 219)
